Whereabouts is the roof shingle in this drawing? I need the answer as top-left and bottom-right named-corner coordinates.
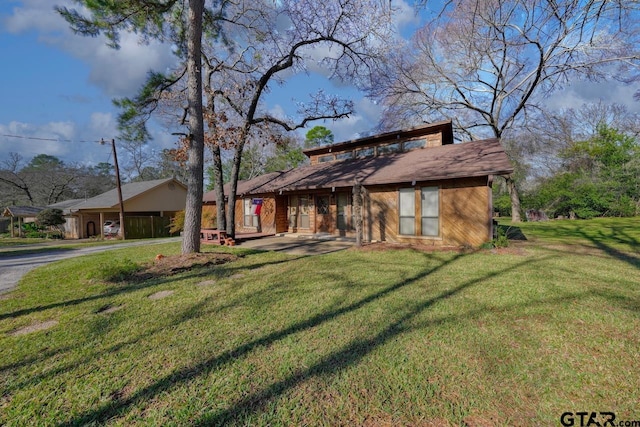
top-left (203, 138), bottom-right (513, 201)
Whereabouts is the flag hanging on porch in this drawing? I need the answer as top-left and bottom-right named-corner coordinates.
top-left (251, 198), bottom-right (263, 215)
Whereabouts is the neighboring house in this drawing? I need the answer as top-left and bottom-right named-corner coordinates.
top-left (203, 121), bottom-right (514, 247)
top-left (51, 178), bottom-right (187, 239)
top-left (1, 206), bottom-right (44, 237)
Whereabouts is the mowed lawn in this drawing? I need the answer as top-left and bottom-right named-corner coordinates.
top-left (1, 218), bottom-right (638, 426)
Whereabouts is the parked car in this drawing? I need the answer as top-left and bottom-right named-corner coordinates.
top-left (103, 220), bottom-right (120, 235)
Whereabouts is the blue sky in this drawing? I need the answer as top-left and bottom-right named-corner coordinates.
top-left (1, 0), bottom-right (638, 169)
top-left (0, 0), bottom-right (421, 168)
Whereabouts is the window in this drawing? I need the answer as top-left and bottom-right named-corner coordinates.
top-left (318, 154), bottom-right (334, 163)
top-left (336, 151), bottom-right (354, 160)
top-left (421, 187), bottom-right (439, 236)
top-left (378, 142), bottom-right (401, 155)
top-left (299, 196), bottom-right (310, 228)
top-left (317, 196), bottom-right (329, 215)
top-left (244, 198), bottom-right (259, 227)
top-left (398, 187), bottom-right (440, 236)
top-left (403, 139), bottom-right (425, 151)
top-left (337, 193), bottom-right (350, 231)
top-left (399, 188), bottom-right (415, 235)
top-left (289, 195), bottom-right (298, 227)
top-left (355, 147), bottom-right (374, 159)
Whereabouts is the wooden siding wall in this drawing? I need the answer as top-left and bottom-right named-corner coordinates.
top-left (364, 186), bottom-right (398, 243)
top-left (364, 177), bottom-right (491, 247)
top-left (202, 204), bottom-right (216, 224)
top-left (259, 197), bottom-right (277, 234)
top-left (440, 178), bottom-right (491, 247)
top-left (230, 196), bottom-right (279, 234)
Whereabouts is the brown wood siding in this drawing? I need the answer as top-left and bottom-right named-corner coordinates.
top-left (259, 197), bottom-right (276, 234)
top-left (364, 186), bottom-right (397, 243)
top-left (363, 177), bottom-right (491, 247)
top-left (441, 177), bottom-right (491, 247)
top-left (233, 199), bottom-right (244, 232)
top-left (203, 196), bottom-right (280, 234)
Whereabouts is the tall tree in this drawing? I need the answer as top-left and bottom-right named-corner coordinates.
top-left (57, 0), bottom-right (207, 253)
top-left (305, 125), bottom-right (334, 148)
top-left (373, 0), bottom-right (640, 221)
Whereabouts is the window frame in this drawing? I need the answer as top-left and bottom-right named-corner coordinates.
top-left (243, 198), bottom-right (259, 228)
top-left (420, 186), bottom-right (439, 236)
top-left (397, 186), bottom-right (440, 237)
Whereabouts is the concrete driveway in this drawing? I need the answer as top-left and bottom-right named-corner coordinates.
top-left (0, 238), bottom-right (181, 295)
top-left (0, 235), bottom-right (354, 295)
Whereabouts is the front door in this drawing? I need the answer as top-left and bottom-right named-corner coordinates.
top-left (316, 195), bottom-right (330, 233)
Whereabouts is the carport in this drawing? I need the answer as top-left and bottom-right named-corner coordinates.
top-left (2, 206), bottom-right (44, 237)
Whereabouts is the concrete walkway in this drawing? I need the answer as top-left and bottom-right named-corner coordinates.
top-left (236, 234), bottom-right (355, 256)
top-left (0, 235), bottom-right (354, 295)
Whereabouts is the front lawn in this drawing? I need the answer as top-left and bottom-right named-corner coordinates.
top-left (1, 218), bottom-right (639, 425)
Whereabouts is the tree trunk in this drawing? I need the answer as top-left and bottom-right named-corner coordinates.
top-left (506, 175), bottom-right (522, 223)
top-left (226, 138), bottom-right (246, 238)
top-left (211, 143), bottom-right (227, 231)
top-left (181, 0), bottom-right (205, 254)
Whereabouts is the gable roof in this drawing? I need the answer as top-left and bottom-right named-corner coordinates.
top-left (204, 138), bottom-right (513, 201)
top-left (2, 206), bottom-right (45, 218)
top-left (55, 178), bottom-right (186, 212)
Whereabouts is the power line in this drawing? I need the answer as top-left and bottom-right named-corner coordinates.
top-left (1, 134), bottom-right (102, 143)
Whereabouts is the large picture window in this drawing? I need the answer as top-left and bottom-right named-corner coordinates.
top-left (399, 188), bottom-right (415, 235)
top-left (421, 187), bottom-right (439, 236)
top-left (398, 187), bottom-right (439, 236)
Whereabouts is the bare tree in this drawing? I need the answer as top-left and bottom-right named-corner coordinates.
top-left (201, 0), bottom-right (394, 236)
top-left (373, 0), bottom-right (640, 221)
top-left (0, 153), bottom-right (100, 206)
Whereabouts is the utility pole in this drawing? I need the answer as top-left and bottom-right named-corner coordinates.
top-left (102, 138), bottom-right (126, 240)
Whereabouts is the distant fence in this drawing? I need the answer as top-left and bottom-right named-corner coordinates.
top-left (124, 216), bottom-right (173, 239)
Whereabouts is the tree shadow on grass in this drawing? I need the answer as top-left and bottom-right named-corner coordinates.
top-left (0, 252), bottom-right (304, 322)
top-left (58, 251), bottom-right (553, 426)
top-left (497, 224), bottom-right (527, 241)
top-left (3, 296), bottom-right (219, 395)
top-left (579, 226), bottom-right (640, 270)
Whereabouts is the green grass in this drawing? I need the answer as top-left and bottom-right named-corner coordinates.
top-left (1, 218), bottom-right (639, 426)
top-left (0, 237), bottom-right (165, 257)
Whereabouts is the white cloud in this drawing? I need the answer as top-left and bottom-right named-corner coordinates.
top-left (267, 104), bottom-right (288, 121)
top-left (3, 0), bottom-right (177, 97)
top-left (391, 0), bottom-right (421, 30)
top-left (546, 81), bottom-right (640, 113)
top-left (0, 120), bottom-right (76, 161)
top-left (3, 0), bottom-right (71, 33)
top-left (327, 97), bottom-right (382, 142)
